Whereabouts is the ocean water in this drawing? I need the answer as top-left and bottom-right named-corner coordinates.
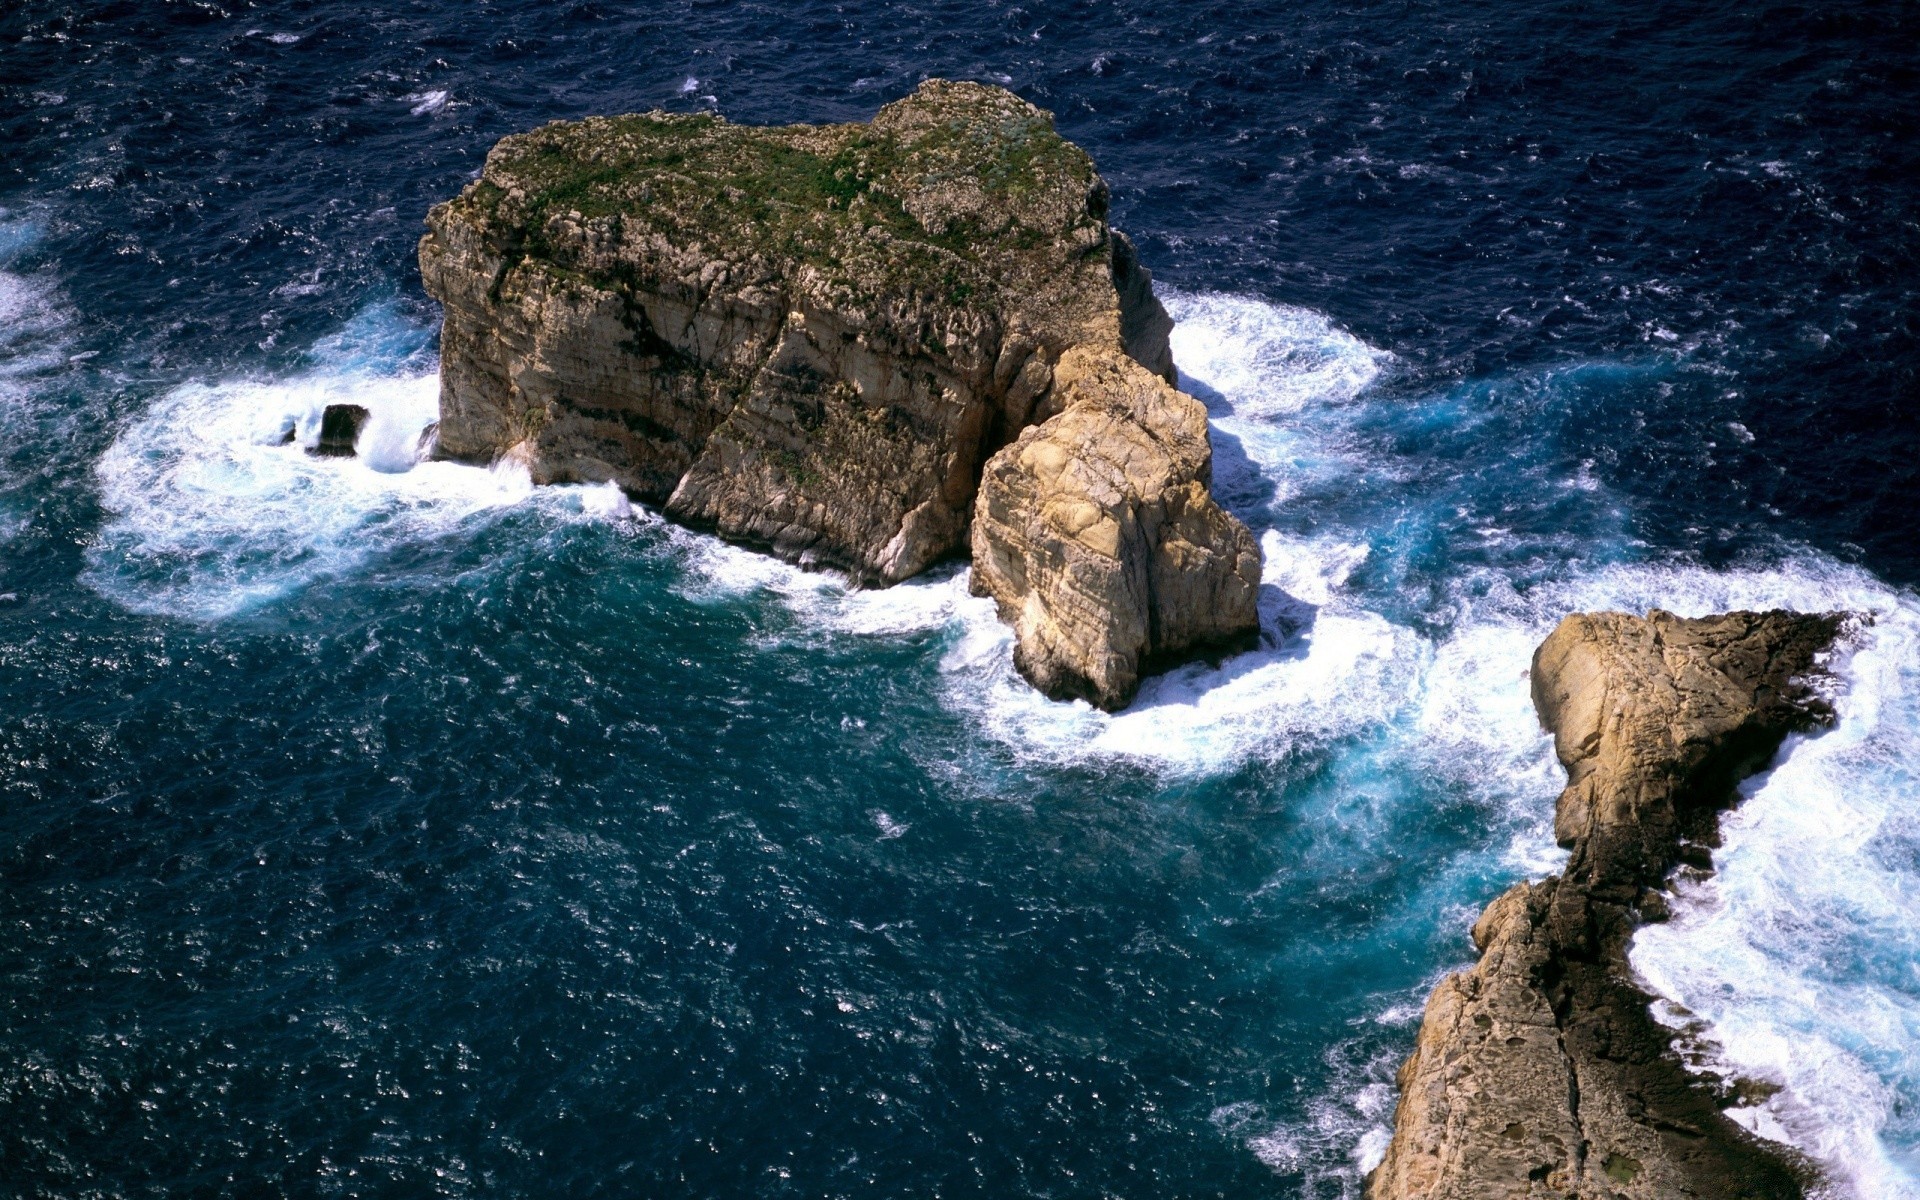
top-left (2, 2), bottom-right (1917, 1197)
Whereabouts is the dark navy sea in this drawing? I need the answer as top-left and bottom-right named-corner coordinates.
top-left (3, 2), bottom-right (1917, 1196)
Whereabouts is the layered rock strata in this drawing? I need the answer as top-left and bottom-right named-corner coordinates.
top-left (419, 79), bottom-right (1257, 708)
top-left (969, 345), bottom-right (1259, 708)
top-left (1368, 609), bottom-right (1846, 1200)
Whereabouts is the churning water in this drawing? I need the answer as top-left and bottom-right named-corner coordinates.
top-left (3, 2), bottom-right (1917, 1196)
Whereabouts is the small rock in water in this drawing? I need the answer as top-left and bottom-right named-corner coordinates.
top-left (415, 420), bottom-right (440, 462)
top-left (309, 404), bottom-right (369, 457)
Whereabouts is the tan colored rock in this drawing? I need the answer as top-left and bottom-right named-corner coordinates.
top-left (1532, 610), bottom-right (1841, 888)
top-left (1369, 609), bottom-right (1844, 1200)
top-left (969, 345), bottom-right (1260, 709)
top-left (420, 81), bottom-right (1101, 583)
top-left (419, 80), bottom-right (1258, 701)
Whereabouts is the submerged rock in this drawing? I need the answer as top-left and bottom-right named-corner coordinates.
top-left (1368, 609), bottom-right (1846, 1200)
top-left (418, 79), bottom-right (1258, 708)
top-left (310, 404), bottom-right (369, 457)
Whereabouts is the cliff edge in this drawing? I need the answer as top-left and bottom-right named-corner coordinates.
top-left (418, 80), bottom-right (1258, 709)
top-left (1368, 609), bottom-right (1846, 1200)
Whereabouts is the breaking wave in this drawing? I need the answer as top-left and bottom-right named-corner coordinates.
top-left (82, 303), bottom-right (627, 619)
top-left (1635, 595), bottom-right (1920, 1199)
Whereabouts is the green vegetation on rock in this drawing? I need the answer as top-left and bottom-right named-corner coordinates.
top-left (441, 81), bottom-right (1103, 321)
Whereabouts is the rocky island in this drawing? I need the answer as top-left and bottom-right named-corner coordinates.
top-left (1368, 609), bottom-right (1846, 1200)
top-left (417, 80), bottom-right (1260, 709)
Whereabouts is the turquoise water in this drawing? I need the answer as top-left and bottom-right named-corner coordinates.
top-left (9, 264), bottom-right (1915, 1194)
top-left (6, 2), bottom-right (1920, 1194)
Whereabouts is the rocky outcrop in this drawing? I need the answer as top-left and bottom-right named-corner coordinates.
top-left (310, 404), bottom-right (368, 458)
top-left (969, 345), bottom-right (1260, 708)
top-left (1368, 609), bottom-right (1846, 1200)
top-left (418, 79), bottom-right (1257, 708)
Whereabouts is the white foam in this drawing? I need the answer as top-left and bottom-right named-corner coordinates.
top-left (1222, 1038), bottom-right (1406, 1198)
top-left (85, 368), bottom-right (539, 618)
top-left (936, 539), bottom-right (1424, 775)
top-left (1166, 291), bottom-right (1388, 421)
top-left (0, 269), bottom-right (71, 397)
top-left (652, 520), bottom-right (1450, 783)
top-left (0, 270), bottom-right (56, 330)
top-left (0, 213), bottom-right (73, 392)
top-left (83, 307), bottom-right (640, 619)
top-left (1631, 589), bottom-right (1920, 1199)
top-left (658, 523), bottom-right (973, 639)
top-left (1162, 290), bottom-right (1392, 505)
top-left (577, 480), bottom-right (633, 520)
top-left (0, 211), bottom-right (80, 544)
top-left (405, 90), bottom-right (450, 116)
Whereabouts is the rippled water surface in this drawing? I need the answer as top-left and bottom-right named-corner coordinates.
top-left (3, 2), bottom-right (1917, 1197)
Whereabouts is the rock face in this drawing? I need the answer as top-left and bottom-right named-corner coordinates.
top-left (419, 79), bottom-right (1257, 708)
top-left (1368, 609), bottom-right (1846, 1200)
top-left (969, 345), bottom-right (1260, 708)
top-left (310, 404), bottom-right (369, 458)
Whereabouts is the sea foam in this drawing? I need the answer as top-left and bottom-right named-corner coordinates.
top-left (0, 209), bottom-right (79, 544)
top-left (83, 304), bottom-right (622, 620)
top-left (0, 212), bottom-right (75, 409)
top-left (1633, 588), bottom-right (1920, 1199)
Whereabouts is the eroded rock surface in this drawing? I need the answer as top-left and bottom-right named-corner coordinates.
top-left (969, 346), bottom-right (1260, 708)
top-left (1368, 609), bottom-right (1846, 1200)
top-left (419, 79), bottom-right (1257, 706)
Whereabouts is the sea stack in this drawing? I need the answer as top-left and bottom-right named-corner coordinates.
top-left (1368, 609), bottom-right (1846, 1200)
top-left (418, 80), bottom-right (1260, 709)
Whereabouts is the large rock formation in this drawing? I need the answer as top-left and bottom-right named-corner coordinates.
top-left (970, 345), bottom-right (1260, 707)
top-left (419, 80), bottom-right (1258, 708)
top-left (1368, 609), bottom-right (1846, 1200)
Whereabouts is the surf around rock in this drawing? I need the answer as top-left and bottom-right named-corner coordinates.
top-left (418, 80), bottom-right (1259, 709)
top-left (1368, 609), bottom-right (1848, 1200)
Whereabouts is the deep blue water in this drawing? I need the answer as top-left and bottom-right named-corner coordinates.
top-left (3, 3), bottom-right (1919, 1197)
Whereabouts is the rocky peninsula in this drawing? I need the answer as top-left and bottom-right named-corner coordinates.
top-left (418, 80), bottom-right (1259, 709)
top-left (1368, 609), bottom-right (1846, 1200)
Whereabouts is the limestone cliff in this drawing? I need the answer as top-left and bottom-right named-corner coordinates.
top-left (969, 346), bottom-right (1260, 708)
top-left (419, 79), bottom-right (1256, 708)
top-left (1368, 609), bottom-right (1846, 1200)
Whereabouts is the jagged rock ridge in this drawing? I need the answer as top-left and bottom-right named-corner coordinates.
top-left (1368, 608), bottom-right (1846, 1200)
top-left (419, 80), bottom-right (1258, 709)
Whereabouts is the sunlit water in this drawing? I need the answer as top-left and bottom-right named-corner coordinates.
top-left (4, 2), bottom-right (1917, 1196)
